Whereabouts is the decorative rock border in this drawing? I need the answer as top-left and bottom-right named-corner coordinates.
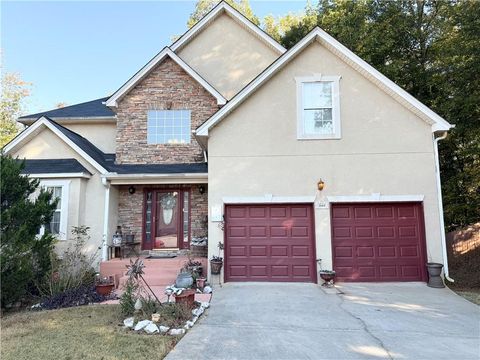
top-left (122, 301), bottom-right (210, 336)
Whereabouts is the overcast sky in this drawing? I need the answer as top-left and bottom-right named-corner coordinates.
top-left (2, 1), bottom-right (308, 115)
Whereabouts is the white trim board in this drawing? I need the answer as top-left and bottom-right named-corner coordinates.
top-left (170, 2), bottom-right (286, 55)
top-left (104, 173), bottom-right (208, 185)
top-left (39, 179), bottom-right (70, 241)
top-left (327, 194), bottom-right (425, 203)
top-left (196, 27), bottom-right (453, 137)
top-left (18, 116), bottom-right (117, 125)
top-left (105, 48), bottom-right (226, 107)
top-left (3, 116), bottom-right (108, 174)
top-left (24, 172), bottom-right (91, 179)
top-left (222, 195), bottom-right (316, 204)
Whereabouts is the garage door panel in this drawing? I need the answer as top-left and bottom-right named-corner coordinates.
top-left (332, 203), bottom-right (427, 282)
top-left (225, 204), bottom-right (315, 283)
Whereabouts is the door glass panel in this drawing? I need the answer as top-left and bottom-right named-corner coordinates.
top-left (155, 192), bottom-right (179, 248)
top-left (183, 191), bottom-right (190, 244)
top-left (145, 191), bottom-right (153, 243)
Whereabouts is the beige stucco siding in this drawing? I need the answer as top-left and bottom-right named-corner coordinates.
top-left (66, 122), bottom-right (116, 153)
top-left (11, 128), bottom-right (110, 262)
top-left (177, 13), bottom-right (279, 99)
top-left (207, 41), bottom-right (442, 278)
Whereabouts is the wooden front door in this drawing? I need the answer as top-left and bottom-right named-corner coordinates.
top-left (143, 189), bottom-right (190, 251)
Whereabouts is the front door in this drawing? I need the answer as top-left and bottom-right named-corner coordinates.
top-left (143, 189), bottom-right (190, 251)
top-left (155, 191), bottom-right (180, 249)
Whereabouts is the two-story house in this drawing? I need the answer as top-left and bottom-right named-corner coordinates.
top-left (4, 2), bottom-right (453, 283)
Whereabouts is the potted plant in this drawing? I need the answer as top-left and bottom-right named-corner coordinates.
top-left (210, 241), bottom-right (224, 275)
top-left (196, 277), bottom-right (207, 290)
top-left (175, 269), bottom-right (194, 289)
top-left (95, 274), bottom-right (114, 296)
top-left (426, 262), bottom-right (445, 288)
top-left (319, 270), bottom-right (336, 287)
top-left (184, 252), bottom-right (203, 277)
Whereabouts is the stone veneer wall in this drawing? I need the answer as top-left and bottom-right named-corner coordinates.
top-left (117, 184), bottom-right (208, 247)
top-left (115, 57), bottom-right (219, 164)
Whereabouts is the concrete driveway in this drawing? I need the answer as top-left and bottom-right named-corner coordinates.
top-left (166, 282), bottom-right (479, 360)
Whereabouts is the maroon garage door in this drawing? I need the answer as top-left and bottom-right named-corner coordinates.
top-left (224, 204), bottom-right (316, 282)
top-left (331, 203), bottom-right (427, 282)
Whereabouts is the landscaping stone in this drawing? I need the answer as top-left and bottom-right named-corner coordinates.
top-left (168, 328), bottom-right (186, 336)
top-left (123, 317), bottom-right (135, 328)
top-left (158, 326), bottom-right (170, 333)
top-left (200, 301), bottom-right (210, 309)
top-left (151, 313), bottom-right (161, 322)
top-left (134, 320), bottom-right (152, 331)
top-left (144, 323), bottom-right (159, 334)
top-left (191, 316), bottom-right (198, 324)
top-left (192, 307), bottom-right (204, 317)
top-left (203, 286), bottom-right (212, 294)
top-left (185, 320), bottom-right (195, 329)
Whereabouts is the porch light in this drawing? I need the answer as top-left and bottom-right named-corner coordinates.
top-left (317, 179), bottom-right (325, 191)
top-left (199, 185), bottom-right (206, 194)
top-left (128, 186), bottom-right (136, 194)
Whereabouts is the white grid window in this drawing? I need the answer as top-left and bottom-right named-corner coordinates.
top-left (296, 75), bottom-right (341, 140)
top-left (38, 180), bottom-right (70, 240)
top-left (147, 110), bottom-right (191, 144)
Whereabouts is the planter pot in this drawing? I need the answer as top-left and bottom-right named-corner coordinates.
top-left (196, 277), bottom-right (206, 290)
top-left (174, 289), bottom-right (196, 308)
top-left (95, 283), bottom-right (114, 296)
top-left (210, 260), bottom-right (223, 275)
top-left (426, 262), bottom-right (445, 288)
top-left (175, 272), bottom-right (194, 289)
top-left (319, 270), bottom-right (336, 286)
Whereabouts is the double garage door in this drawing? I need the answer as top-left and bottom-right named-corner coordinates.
top-left (224, 202), bottom-right (427, 283)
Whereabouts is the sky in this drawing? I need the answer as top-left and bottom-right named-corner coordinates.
top-left (2, 1), bottom-right (309, 115)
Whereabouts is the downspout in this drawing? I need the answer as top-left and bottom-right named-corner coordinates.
top-left (433, 131), bottom-right (454, 282)
top-left (101, 177), bottom-right (111, 262)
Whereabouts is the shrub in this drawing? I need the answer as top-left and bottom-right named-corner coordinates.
top-left (119, 279), bottom-right (138, 317)
top-left (37, 226), bottom-right (97, 297)
top-left (0, 155), bottom-right (57, 308)
top-left (38, 285), bottom-right (113, 310)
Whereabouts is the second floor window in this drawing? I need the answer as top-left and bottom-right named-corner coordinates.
top-left (147, 110), bottom-right (191, 144)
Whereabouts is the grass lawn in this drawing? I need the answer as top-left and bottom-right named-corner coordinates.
top-left (449, 288), bottom-right (480, 305)
top-left (1, 305), bottom-right (178, 360)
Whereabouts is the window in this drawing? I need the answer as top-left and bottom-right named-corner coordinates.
top-left (38, 180), bottom-right (69, 240)
top-left (47, 186), bottom-right (62, 234)
top-left (296, 75), bottom-right (341, 139)
top-left (147, 110), bottom-right (191, 144)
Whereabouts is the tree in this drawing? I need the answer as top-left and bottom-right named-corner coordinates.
top-left (187, 0), bottom-right (259, 28)
top-left (0, 73), bottom-right (31, 147)
top-left (279, 0), bottom-right (479, 230)
top-left (0, 155), bottom-right (57, 307)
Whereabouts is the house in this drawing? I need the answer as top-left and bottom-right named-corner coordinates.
top-left (4, 2), bottom-right (453, 283)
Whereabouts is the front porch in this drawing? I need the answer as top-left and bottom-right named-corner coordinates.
top-left (105, 183), bottom-right (208, 259)
top-left (100, 255), bottom-right (211, 302)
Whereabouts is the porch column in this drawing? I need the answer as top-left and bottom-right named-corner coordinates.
top-left (101, 177), bottom-right (111, 261)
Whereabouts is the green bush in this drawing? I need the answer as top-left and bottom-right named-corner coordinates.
top-left (0, 155), bottom-right (57, 308)
top-left (119, 279), bottom-right (139, 317)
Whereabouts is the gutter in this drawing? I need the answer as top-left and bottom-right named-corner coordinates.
top-left (433, 131), bottom-right (454, 282)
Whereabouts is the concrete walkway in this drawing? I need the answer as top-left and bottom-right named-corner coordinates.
top-left (166, 282), bottom-right (480, 360)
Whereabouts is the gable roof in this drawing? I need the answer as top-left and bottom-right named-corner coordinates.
top-left (170, 1), bottom-right (286, 55)
top-left (196, 27), bottom-right (453, 137)
top-left (18, 97), bottom-right (115, 124)
top-left (3, 116), bottom-right (110, 173)
top-left (4, 116), bottom-right (208, 177)
top-left (105, 48), bottom-right (227, 107)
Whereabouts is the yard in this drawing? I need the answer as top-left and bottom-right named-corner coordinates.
top-left (1, 305), bottom-right (178, 360)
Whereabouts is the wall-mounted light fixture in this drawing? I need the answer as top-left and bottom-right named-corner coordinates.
top-left (317, 179), bottom-right (325, 191)
top-left (199, 185), bottom-right (206, 194)
top-left (128, 186), bottom-right (136, 194)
